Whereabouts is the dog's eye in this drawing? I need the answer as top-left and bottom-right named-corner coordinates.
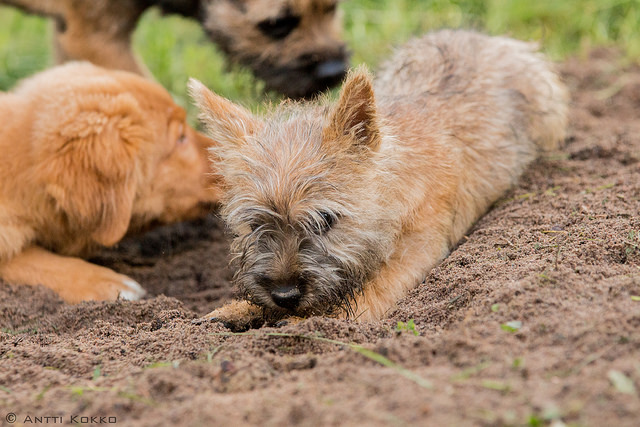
top-left (173, 123), bottom-right (187, 147)
top-left (315, 211), bottom-right (335, 234)
top-left (257, 14), bottom-right (301, 40)
top-left (324, 2), bottom-right (337, 14)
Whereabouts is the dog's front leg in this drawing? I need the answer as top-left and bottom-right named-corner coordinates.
top-left (0, 246), bottom-right (146, 303)
top-left (199, 300), bottom-right (307, 331)
top-left (350, 232), bottom-right (451, 322)
top-left (199, 300), bottom-right (265, 331)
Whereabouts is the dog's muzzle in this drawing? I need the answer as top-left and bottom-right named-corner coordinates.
top-left (270, 285), bottom-right (302, 310)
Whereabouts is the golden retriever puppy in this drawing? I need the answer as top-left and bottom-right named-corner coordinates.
top-left (0, 62), bottom-right (221, 303)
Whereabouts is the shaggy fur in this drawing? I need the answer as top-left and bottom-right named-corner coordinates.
top-left (0, 62), bottom-right (221, 302)
top-left (191, 30), bottom-right (569, 326)
top-left (1, 0), bottom-right (348, 99)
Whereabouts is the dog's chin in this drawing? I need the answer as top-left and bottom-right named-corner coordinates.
top-left (241, 282), bottom-right (357, 322)
top-left (251, 60), bottom-right (348, 99)
top-left (259, 302), bottom-right (328, 324)
top-left (126, 201), bottom-right (216, 237)
top-left (158, 201), bottom-right (217, 226)
top-left (262, 72), bottom-right (343, 100)
top-left (177, 201), bottom-right (218, 222)
top-left (239, 289), bottom-right (292, 323)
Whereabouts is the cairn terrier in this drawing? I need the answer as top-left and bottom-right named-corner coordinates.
top-left (1, 0), bottom-right (348, 98)
top-left (190, 30), bottom-right (568, 327)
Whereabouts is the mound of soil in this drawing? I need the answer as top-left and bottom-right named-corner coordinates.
top-left (1, 50), bottom-right (639, 426)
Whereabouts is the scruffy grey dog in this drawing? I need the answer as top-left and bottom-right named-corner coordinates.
top-left (1, 0), bottom-right (348, 98)
top-left (190, 30), bottom-right (568, 328)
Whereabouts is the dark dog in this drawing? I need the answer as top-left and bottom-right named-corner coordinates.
top-left (1, 0), bottom-right (349, 98)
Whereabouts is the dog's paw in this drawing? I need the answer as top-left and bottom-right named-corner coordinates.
top-left (116, 277), bottom-right (146, 301)
top-left (195, 300), bottom-right (263, 331)
top-left (63, 267), bottom-right (146, 303)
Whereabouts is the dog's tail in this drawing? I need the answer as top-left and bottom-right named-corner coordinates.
top-left (376, 30), bottom-right (569, 153)
top-left (503, 39), bottom-right (569, 153)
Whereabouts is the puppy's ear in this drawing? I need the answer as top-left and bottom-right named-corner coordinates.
top-left (188, 78), bottom-right (260, 146)
top-left (38, 93), bottom-right (149, 247)
top-left (324, 65), bottom-right (381, 151)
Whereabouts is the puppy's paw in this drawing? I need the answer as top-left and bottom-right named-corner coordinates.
top-left (196, 300), bottom-right (263, 331)
top-left (117, 278), bottom-right (146, 301)
top-left (62, 266), bottom-right (146, 303)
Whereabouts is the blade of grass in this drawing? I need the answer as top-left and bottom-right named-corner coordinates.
top-left (214, 331), bottom-right (433, 389)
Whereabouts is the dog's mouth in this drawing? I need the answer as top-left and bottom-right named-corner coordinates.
top-left (253, 53), bottom-right (350, 99)
top-left (238, 272), bottom-right (361, 322)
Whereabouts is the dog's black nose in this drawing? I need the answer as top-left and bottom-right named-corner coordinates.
top-left (271, 285), bottom-right (302, 310)
top-left (314, 59), bottom-right (348, 82)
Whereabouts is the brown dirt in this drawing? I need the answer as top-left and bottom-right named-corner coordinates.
top-left (1, 50), bottom-right (640, 426)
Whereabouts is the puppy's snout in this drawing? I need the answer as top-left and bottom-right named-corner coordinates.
top-left (270, 285), bottom-right (302, 310)
top-left (314, 59), bottom-right (347, 82)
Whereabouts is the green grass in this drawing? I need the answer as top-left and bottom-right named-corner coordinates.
top-left (0, 8), bottom-right (51, 90)
top-left (395, 319), bottom-right (420, 336)
top-left (1, 0), bottom-right (639, 116)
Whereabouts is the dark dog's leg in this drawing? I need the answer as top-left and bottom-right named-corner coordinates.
top-left (0, 246), bottom-right (146, 303)
top-left (53, 1), bottom-right (150, 75)
top-left (1, 0), bottom-right (149, 75)
top-left (1, 0), bottom-right (64, 16)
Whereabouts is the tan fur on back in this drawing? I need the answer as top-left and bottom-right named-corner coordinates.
top-left (192, 30), bottom-right (569, 326)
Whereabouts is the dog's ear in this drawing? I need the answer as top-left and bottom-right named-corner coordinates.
top-left (324, 65), bottom-right (381, 151)
top-left (38, 93), bottom-right (149, 247)
top-left (188, 78), bottom-right (260, 146)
